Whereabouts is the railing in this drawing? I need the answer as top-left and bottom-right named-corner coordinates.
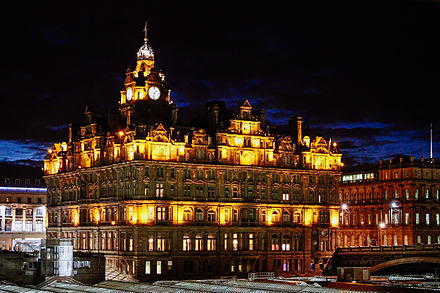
top-left (339, 244), bottom-right (440, 253)
top-left (248, 272), bottom-right (275, 281)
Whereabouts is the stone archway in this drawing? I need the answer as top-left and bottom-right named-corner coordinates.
top-left (370, 256), bottom-right (440, 273)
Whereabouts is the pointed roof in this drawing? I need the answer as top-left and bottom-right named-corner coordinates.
top-left (154, 123), bottom-right (167, 132)
top-left (240, 99), bottom-right (252, 109)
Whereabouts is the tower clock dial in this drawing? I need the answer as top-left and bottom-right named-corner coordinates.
top-left (126, 87), bottom-right (133, 101)
top-left (148, 86), bottom-right (161, 100)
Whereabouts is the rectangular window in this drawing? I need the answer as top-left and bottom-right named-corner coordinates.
top-left (183, 236), bottom-right (191, 251)
top-left (232, 233), bottom-right (238, 251)
top-left (157, 261), bottom-right (162, 274)
top-left (426, 213), bottom-right (430, 225)
top-left (195, 237), bottom-right (203, 251)
top-left (167, 260), bottom-right (172, 271)
top-left (405, 213), bottom-right (410, 225)
top-left (148, 237), bottom-right (154, 251)
top-left (155, 183), bottom-right (164, 198)
top-left (157, 234), bottom-right (166, 251)
top-left (156, 207), bottom-right (166, 221)
top-left (416, 213), bottom-right (420, 224)
top-left (249, 233), bottom-right (254, 251)
top-left (233, 209), bottom-right (239, 222)
top-left (282, 192), bottom-right (289, 201)
top-left (224, 234), bottom-right (229, 250)
top-left (207, 237), bottom-right (216, 251)
top-left (145, 261), bottom-right (151, 274)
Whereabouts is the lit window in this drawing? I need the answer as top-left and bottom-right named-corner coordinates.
top-left (195, 235), bottom-right (203, 251)
top-left (183, 209), bottom-right (192, 221)
top-left (271, 235), bottom-right (279, 251)
top-left (182, 235), bottom-right (191, 251)
top-left (207, 235), bottom-right (216, 251)
top-left (155, 183), bottom-right (164, 198)
top-left (157, 234), bottom-right (166, 251)
top-left (272, 211), bottom-right (279, 223)
top-left (145, 261), bottom-right (151, 274)
top-left (248, 233), bottom-right (254, 251)
top-left (232, 233), bottom-right (238, 251)
top-left (157, 261), bottom-right (162, 274)
top-left (156, 207), bottom-right (166, 221)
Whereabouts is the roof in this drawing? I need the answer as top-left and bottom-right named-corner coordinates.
top-left (0, 278), bottom-right (366, 293)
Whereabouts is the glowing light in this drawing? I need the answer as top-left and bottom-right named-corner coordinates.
top-left (304, 209), bottom-right (313, 226)
top-left (119, 131), bottom-right (124, 137)
top-left (234, 137), bottom-right (243, 146)
top-left (93, 208), bottom-right (100, 223)
top-left (71, 209), bottom-right (79, 226)
top-left (379, 222), bottom-right (386, 229)
top-left (139, 205), bottom-right (149, 223)
top-left (0, 187), bottom-right (46, 193)
top-left (331, 210), bottom-right (339, 227)
top-left (341, 203), bottom-right (348, 210)
top-left (48, 149), bottom-right (52, 153)
top-left (111, 221), bottom-right (116, 225)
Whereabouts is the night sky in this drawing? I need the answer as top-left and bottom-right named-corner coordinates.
top-left (1, 1), bottom-right (440, 174)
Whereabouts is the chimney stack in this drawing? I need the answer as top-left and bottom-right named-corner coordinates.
top-left (297, 116), bottom-right (303, 146)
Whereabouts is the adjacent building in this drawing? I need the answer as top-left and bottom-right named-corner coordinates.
top-left (0, 177), bottom-right (47, 251)
top-left (338, 156), bottom-right (440, 247)
top-left (43, 24), bottom-right (343, 281)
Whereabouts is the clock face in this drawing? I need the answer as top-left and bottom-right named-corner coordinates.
top-left (148, 86), bottom-right (161, 100)
top-left (126, 87), bottom-right (133, 101)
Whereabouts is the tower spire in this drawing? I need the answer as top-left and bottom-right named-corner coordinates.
top-left (143, 21), bottom-right (148, 44)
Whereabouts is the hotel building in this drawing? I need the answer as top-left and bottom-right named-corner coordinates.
top-left (43, 24), bottom-right (343, 281)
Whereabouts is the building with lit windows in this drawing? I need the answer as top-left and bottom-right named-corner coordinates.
top-left (338, 156), bottom-right (440, 248)
top-left (0, 177), bottom-right (47, 251)
top-left (43, 24), bottom-right (343, 281)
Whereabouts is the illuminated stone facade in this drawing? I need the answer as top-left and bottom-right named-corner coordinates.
top-left (338, 156), bottom-right (440, 248)
top-left (44, 25), bottom-right (343, 281)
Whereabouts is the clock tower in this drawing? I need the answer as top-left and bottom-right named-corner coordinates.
top-left (120, 22), bottom-right (176, 127)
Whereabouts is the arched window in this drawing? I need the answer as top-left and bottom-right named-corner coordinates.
top-left (427, 235), bottom-right (432, 245)
top-left (271, 235), bottom-right (279, 251)
top-left (195, 209), bottom-right (204, 221)
top-left (417, 235), bottom-right (422, 244)
top-left (282, 211), bottom-right (290, 223)
top-left (282, 235), bottom-right (290, 251)
top-left (293, 212), bottom-right (301, 223)
top-left (272, 211), bottom-right (279, 223)
top-left (207, 210), bottom-right (216, 222)
top-left (183, 209), bottom-right (192, 221)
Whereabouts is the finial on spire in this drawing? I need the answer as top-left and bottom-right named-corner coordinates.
top-left (143, 21), bottom-right (148, 43)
